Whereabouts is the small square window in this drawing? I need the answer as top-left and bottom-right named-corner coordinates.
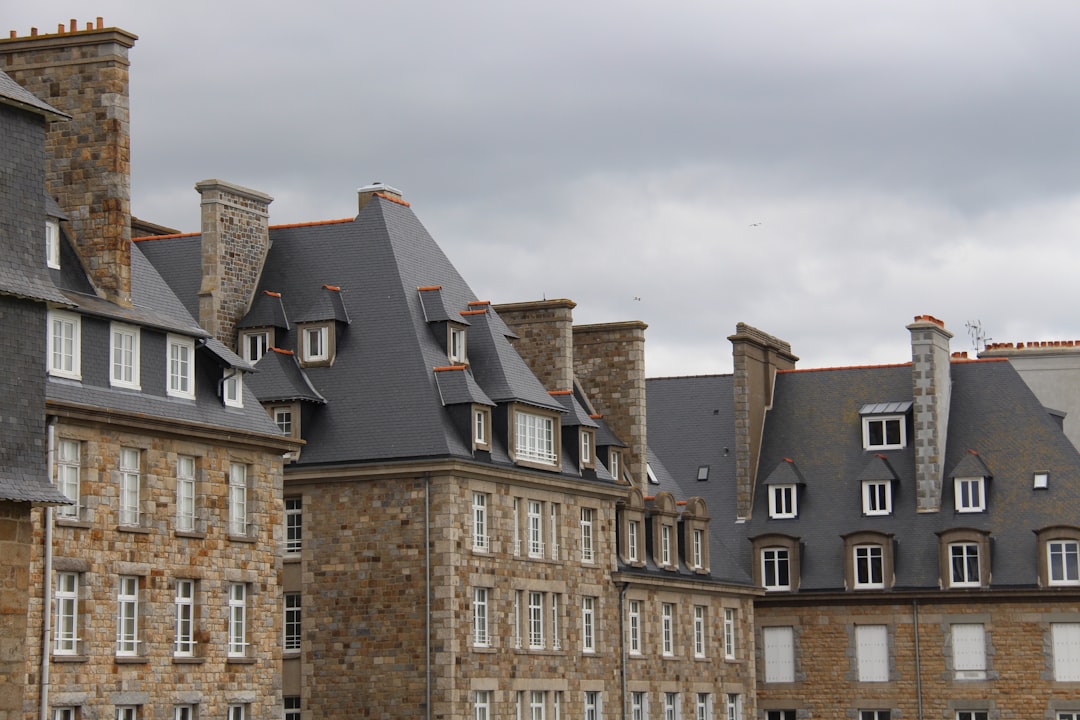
top-left (862, 480), bottom-right (892, 515)
top-left (954, 477), bottom-right (986, 513)
top-left (768, 484), bottom-right (797, 519)
top-left (274, 406), bottom-right (294, 435)
top-left (1034, 472), bottom-right (1049, 490)
top-left (303, 325), bottom-right (329, 363)
top-left (862, 416), bottom-right (905, 450)
top-left (240, 330), bottom-right (270, 363)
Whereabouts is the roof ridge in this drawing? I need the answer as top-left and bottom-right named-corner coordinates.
top-left (780, 362), bottom-right (912, 374)
top-left (132, 231), bottom-right (200, 242)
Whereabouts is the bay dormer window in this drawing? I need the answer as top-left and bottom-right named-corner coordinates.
top-left (511, 405), bottom-right (560, 470)
top-left (954, 477), bottom-right (986, 513)
top-left (769, 484), bottom-right (797, 519)
top-left (859, 402), bottom-right (911, 450)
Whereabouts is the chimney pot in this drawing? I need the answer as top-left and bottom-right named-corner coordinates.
top-left (97, 17), bottom-right (104, 29)
top-left (30, 27), bottom-right (37, 36)
top-left (58, 24), bottom-right (65, 34)
top-left (69, 19), bottom-right (76, 32)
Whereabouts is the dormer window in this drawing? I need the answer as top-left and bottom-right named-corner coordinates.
top-left (512, 407), bottom-right (560, 469)
top-left (223, 370), bottom-right (243, 408)
top-left (47, 310), bottom-right (81, 380)
top-left (299, 323), bottom-right (333, 367)
top-left (472, 405), bottom-right (491, 451)
top-left (862, 480), bottom-right (892, 516)
top-left (954, 477), bottom-right (985, 513)
top-left (167, 335), bottom-right (195, 399)
top-left (862, 416), bottom-right (906, 450)
top-left (109, 323), bottom-right (140, 390)
top-left (580, 429), bottom-right (595, 469)
top-left (609, 450), bottom-right (621, 481)
top-left (448, 324), bottom-right (467, 364)
top-left (46, 219), bottom-right (60, 269)
top-left (769, 484), bottom-right (797, 519)
top-left (239, 330), bottom-right (271, 363)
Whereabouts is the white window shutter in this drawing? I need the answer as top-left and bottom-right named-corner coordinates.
top-left (763, 626), bottom-right (795, 683)
top-left (1053, 623), bottom-right (1080, 681)
top-left (952, 624), bottom-right (986, 677)
top-left (855, 625), bottom-right (888, 681)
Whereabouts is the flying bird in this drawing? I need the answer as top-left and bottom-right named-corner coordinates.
top-left (749, 222), bottom-right (762, 227)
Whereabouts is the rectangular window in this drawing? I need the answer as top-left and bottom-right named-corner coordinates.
top-left (46, 218), bottom-right (61, 269)
top-left (176, 455), bottom-right (196, 532)
top-left (692, 529), bottom-right (704, 569)
top-left (1049, 540), bottom-right (1080, 585)
top-left (304, 326), bottom-right (328, 362)
top-left (863, 480), bottom-right (892, 515)
top-left (580, 508), bottom-right (594, 563)
top-left (529, 691), bottom-right (545, 720)
top-left (585, 691), bottom-right (600, 720)
top-left (952, 623), bottom-right (986, 680)
top-left (274, 407), bottom-right (293, 435)
top-left (227, 706), bottom-right (245, 720)
top-left (955, 477), bottom-right (986, 512)
top-left (950, 543), bottom-right (981, 587)
top-left (175, 579), bottom-right (195, 657)
top-left (116, 575), bottom-right (139, 656)
top-left (551, 593), bottom-right (561, 651)
top-left (631, 693), bottom-right (646, 720)
top-left (515, 411), bottom-right (557, 465)
top-left (56, 439), bottom-right (81, 519)
top-left (724, 608), bottom-right (736, 660)
top-left (628, 600), bottom-right (641, 654)
top-left (627, 520), bottom-right (640, 562)
top-left (1052, 622), bottom-right (1080, 681)
top-left (449, 325), bottom-right (467, 363)
top-left (856, 625), bottom-right (889, 681)
top-left (956, 713), bottom-right (988, 720)
top-left (762, 548), bottom-right (790, 591)
top-left (119, 448), bottom-right (141, 527)
top-left (473, 587), bottom-right (489, 647)
top-left (582, 596), bottom-right (596, 653)
top-left (474, 408), bottom-right (488, 446)
top-left (725, 695), bottom-right (741, 720)
top-left (228, 463), bottom-right (248, 536)
top-left (768, 713), bottom-right (797, 720)
top-left (763, 626), bottom-right (795, 683)
top-left (1058, 714), bottom-right (1080, 720)
top-left (472, 492), bottom-right (489, 552)
top-left (860, 713), bottom-right (890, 720)
top-left (116, 707), bottom-right (137, 720)
top-left (693, 605), bottom-right (706, 658)
top-left (528, 501), bottom-right (544, 558)
top-left (609, 450), bottom-right (620, 481)
top-left (662, 602), bottom-right (674, 656)
top-left (284, 697), bottom-right (300, 720)
top-left (54, 708), bottom-right (76, 720)
top-left (661, 524), bottom-right (672, 566)
top-left (580, 430), bottom-right (593, 467)
top-left (54, 572), bottom-right (79, 655)
top-left (664, 693), bottom-right (678, 720)
top-left (769, 484), bottom-right (797, 518)
top-left (110, 323), bottom-right (140, 389)
top-left (696, 694), bottom-right (710, 720)
top-left (474, 691), bottom-right (491, 720)
top-left (48, 310), bottom-right (81, 379)
top-left (529, 591), bottom-right (545, 649)
top-left (285, 497), bottom-right (302, 554)
top-left (223, 370), bottom-right (243, 407)
top-left (241, 331), bottom-right (269, 363)
top-left (284, 592), bottom-right (301, 652)
top-left (854, 545), bottom-right (884, 588)
top-left (228, 583), bottom-right (247, 657)
top-left (862, 416), bottom-right (905, 450)
top-left (167, 335), bottom-right (194, 398)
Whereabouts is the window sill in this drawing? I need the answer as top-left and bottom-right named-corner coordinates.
top-left (228, 534), bottom-right (257, 544)
top-left (172, 656), bottom-right (205, 665)
top-left (115, 656), bottom-right (148, 664)
top-left (117, 525), bottom-right (151, 534)
top-left (176, 530), bottom-right (207, 540)
top-left (226, 657), bottom-right (258, 665)
top-left (284, 555), bottom-right (301, 564)
top-left (283, 650), bottom-right (301, 658)
top-left (471, 646), bottom-right (497, 654)
top-left (52, 654), bottom-right (88, 663)
top-left (513, 648), bottom-right (565, 656)
top-left (55, 518), bottom-right (90, 529)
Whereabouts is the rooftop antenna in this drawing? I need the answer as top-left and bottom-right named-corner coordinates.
top-left (965, 320), bottom-right (991, 354)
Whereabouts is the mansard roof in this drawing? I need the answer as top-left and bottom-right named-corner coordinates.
top-left (248, 348), bottom-right (326, 404)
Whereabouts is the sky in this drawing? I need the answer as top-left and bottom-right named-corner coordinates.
top-left (9, 2), bottom-right (1080, 377)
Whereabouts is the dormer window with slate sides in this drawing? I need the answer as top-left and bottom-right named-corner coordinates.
top-left (223, 370), bottom-right (243, 408)
top-left (860, 402), bottom-right (911, 450)
top-left (954, 477), bottom-right (986, 513)
top-left (769, 485), bottom-right (797, 519)
top-left (510, 404), bottom-right (561, 470)
top-left (862, 480), bottom-right (892, 515)
top-left (472, 405), bottom-right (491, 452)
top-left (46, 218), bottom-right (60, 269)
top-left (239, 329), bottom-right (272, 363)
top-left (299, 323), bottom-right (332, 367)
top-left (48, 310), bottom-right (81, 380)
top-left (448, 323), bottom-right (467, 364)
top-left (580, 428), bottom-right (595, 470)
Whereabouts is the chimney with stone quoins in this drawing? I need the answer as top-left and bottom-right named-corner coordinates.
top-left (908, 314), bottom-right (953, 512)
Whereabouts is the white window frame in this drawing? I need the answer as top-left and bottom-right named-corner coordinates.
top-left (472, 492), bottom-right (489, 552)
top-left (693, 605), bottom-right (706, 658)
top-left (580, 429), bottom-right (593, 467)
top-left (582, 596), bottom-right (596, 653)
top-left (662, 602), bottom-right (674, 656)
top-left (110, 323), bottom-right (140, 389)
top-left (763, 626), bottom-right (795, 683)
top-left (175, 579), bottom-right (195, 657)
top-left (474, 408), bottom-right (488, 446)
top-left (46, 218), bottom-right (61, 269)
top-left (48, 310), bottom-right (81, 380)
top-left (1052, 622), bottom-right (1080, 681)
top-left (862, 415), bottom-right (905, 450)
top-left (227, 705), bottom-right (245, 720)
top-left (116, 707), bottom-right (137, 720)
top-left (228, 583), bottom-right (247, 657)
top-left (609, 450), bottom-right (620, 481)
top-left (955, 713), bottom-right (988, 720)
top-left (119, 447), bottom-right (141, 527)
top-left (53, 709), bottom-right (76, 720)
top-left (551, 593), bottom-right (561, 651)
top-left (692, 528), bottom-right (704, 569)
top-left (951, 623), bottom-right (987, 680)
top-left (1049, 540), bottom-right (1080, 585)
top-left (56, 439), bottom-right (81, 519)
top-left (859, 713), bottom-right (890, 720)
top-left (627, 520), bottom-right (640, 562)
top-left (551, 502), bottom-right (559, 561)
top-left (855, 624), bottom-right (889, 682)
top-left (949, 542), bottom-right (981, 588)
top-left (528, 591), bottom-right (545, 649)
top-left (473, 587), bottom-right (489, 647)
top-left (762, 548), bottom-right (790, 591)
top-left (724, 608), bottom-right (736, 660)
top-left (631, 693), bottom-right (646, 720)
top-left (228, 462), bottom-right (248, 536)
top-left (628, 599), bottom-right (641, 655)
top-left (303, 325), bottom-right (329, 363)
top-left (116, 575), bottom-right (139, 656)
top-left (285, 497), bottom-right (302, 554)
top-left (54, 571), bottom-right (79, 655)
top-left (240, 330), bottom-right (269, 363)
top-left (166, 334), bottom-right (195, 399)
top-left (661, 524), bottom-right (672, 566)
top-left (580, 507), bottom-right (594, 563)
top-left (449, 325), bottom-right (467, 363)
top-left (696, 694), bottom-right (711, 720)
top-left (223, 370), bottom-right (243, 408)
top-left (664, 693), bottom-right (678, 720)
top-left (854, 545), bottom-right (885, 589)
top-left (284, 592), bottom-right (301, 652)
top-left (274, 406), bottom-right (293, 435)
top-left (527, 500), bottom-right (544, 558)
top-left (862, 480), bottom-right (892, 516)
top-left (725, 694), bottom-right (741, 720)
top-left (585, 691), bottom-right (600, 720)
top-left (529, 691), bottom-right (546, 720)
top-left (954, 476), bottom-right (986, 513)
top-left (768, 484), bottom-right (797, 519)
top-left (174, 705), bottom-right (194, 720)
top-left (474, 691), bottom-right (491, 720)
top-left (176, 455), bottom-right (196, 533)
top-left (515, 410), bottom-right (558, 466)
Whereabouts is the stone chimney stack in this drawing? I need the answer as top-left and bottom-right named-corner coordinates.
top-left (907, 314), bottom-right (953, 513)
top-left (357, 183), bottom-right (403, 214)
top-left (572, 322), bottom-right (648, 491)
top-left (730, 323), bottom-right (798, 520)
top-left (0, 19), bottom-right (137, 305)
top-left (492, 299), bottom-right (577, 392)
top-left (195, 179), bottom-right (273, 346)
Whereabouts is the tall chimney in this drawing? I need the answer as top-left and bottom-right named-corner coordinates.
top-left (0, 21), bottom-right (137, 305)
top-left (907, 314), bottom-right (953, 513)
top-left (195, 179), bottom-right (273, 346)
top-left (493, 299), bottom-right (577, 392)
top-left (730, 323), bottom-right (798, 520)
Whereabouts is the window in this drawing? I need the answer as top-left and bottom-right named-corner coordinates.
top-left (240, 331), bottom-right (269, 363)
top-left (528, 501), bottom-right (544, 558)
top-left (1052, 623), bottom-right (1080, 681)
top-left (119, 448), bottom-right (141, 527)
top-left (303, 325), bottom-right (329, 363)
top-left (952, 623), bottom-right (986, 680)
top-left (227, 706), bottom-right (245, 720)
top-left (762, 548), bottom-right (790, 591)
top-left (274, 407), bottom-right (293, 435)
top-left (1035, 472), bottom-right (1050, 489)
top-left (449, 325), bottom-right (467, 363)
top-left (768, 713), bottom-right (797, 720)
top-left (724, 608), bottom-right (736, 660)
top-left (473, 407), bottom-right (490, 448)
top-left (474, 691), bottom-right (491, 720)
top-left (661, 603), bottom-right (674, 656)
top-left (48, 310), bottom-right (81, 379)
top-left (551, 593), bottom-right (561, 651)
top-left (528, 591), bottom-right (545, 649)
top-left (228, 463), bottom-right (248, 536)
top-left (582, 596), bottom-right (596, 653)
top-left (284, 592), bottom-right (301, 652)
top-left (956, 713), bottom-right (988, 720)
top-left (631, 693), bottom-right (646, 720)
top-left (695, 694), bottom-right (710, 720)
top-left (693, 605), bottom-right (706, 658)
top-left (284, 697), bottom-right (300, 720)
top-left (54, 572), bottom-right (79, 655)
top-left (628, 600), bottom-right (641, 655)
top-left (664, 693), bottom-right (678, 720)
top-left (661, 524), bottom-right (672, 566)
top-left (768, 484), bottom-right (797, 518)
top-left (725, 695), bottom-right (741, 720)
top-left (528, 691), bottom-right (546, 720)
top-left (285, 497), bottom-right (302, 554)
top-left (175, 579), bottom-right (196, 656)
top-left (116, 707), bottom-right (138, 720)
top-left (1049, 540), bottom-right (1080, 585)
top-left (1059, 714), bottom-right (1080, 720)
top-left (471, 492), bottom-right (489, 552)
top-left (223, 370), bottom-right (243, 407)
top-left (580, 429), bottom-right (593, 468)
top-left (176, 455), bottom-right (196, 532)
top-left (860, 713), bottom-right (890, 720)
top-left (856, 625), bottom-right (888, 681)
top-left (116, 575), bottom-right (139, 656)
top-left (167, 335), bottom-right (194, 398)
top-left (854, 545), bottom-right (884, 588)
top-left (228, 583), bottom-right (247, 657)
top-left (692, 529), bottom-right (704, 569)
top-left (862, 480), bottom-right (892, 515)
top-left (585, 691), bottom-right (600, 720)
top-left (955, 477), bottom-right (986, 512)
top-left (110, 323), bottom-right (140, 389)
top-left (46, 218), bottom-right (61, 268)
top-left (949, 543), bottom-right (981, 587)
top-left (609, 450), bottom-right (620, 481)
top-left (763, 626), bottom-right (795, 683)
top-left (862, 415), bottom-right (905, 450)
top-left (627, 520), bottom-right (640, 562)
top-left (56, 439), bottom-right (80, 519)
top-left (54, 708), bottom-right (76, 720)
top-left (473, 587), bottom-right (489, 647)
top-left (515, 410), bottom-right (557, 465)
top-left (580, 508), bottom-right (594, 563)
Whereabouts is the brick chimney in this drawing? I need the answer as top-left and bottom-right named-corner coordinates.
top-left (195, 179), bottom-right (273, 346)
top-left (907, 314), bottom-right (953, 513)
top-left (492, 299), bottom-right (577, 392)
top-left (572, 321), bottom-right (648, 491)
top-left (0, 19), bottom-right (137, 305)
top-left (730, 323), bottom-right (798, 520)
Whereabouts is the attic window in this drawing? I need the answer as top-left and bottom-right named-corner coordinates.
top-left (862, 416), bottom-right (906, 450)
top-left (240, 330), bottom-right (271, 363)
top-left (299, 323), bottom-right (333, 366)
top-left (223, 370), bottom-right (243, 408)
top-left (449, 324), bottom-right (467, 364)
top-left (646, 463), bottom-right (660, 485)
top-left (697, 465), bottom-right (710, 481)
top-left (1034, 472), bottom-right (1049, 490)
top-left (46, 218), bottom-right (60, 269)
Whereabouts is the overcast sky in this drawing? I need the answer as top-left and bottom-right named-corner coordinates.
top-left (10, 2), bottom-right (1080, 377)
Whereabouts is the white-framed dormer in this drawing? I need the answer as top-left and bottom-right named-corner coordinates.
top-left (580, 428), bottom-right (595, 470)
top-left (109, 323), bottom-right (141, 390)
top-left (223, 369), bottom-right (243, 408)
top-left (954, 476), bottom-right (986, 513)
top-left (46, 218), bottom-right (61, 269)
top-left (448, 323), bottom-right (468, 365)
top-left (768, 484), bottom-right (797, 519)
top-left (239, 328), bottom-right (272, 363)
top-left (509, 403), bottom-right (561, 471)
top-left (166, 334), bottom-right (195, 399)
top-left (299, 323), bottom-right (332, 367)
top-left (862, 480), bottom-right (893, 516)
top-left (47, 310), bottom-right (81, 380)
top-left (862, 415), bottom-right (906, 451)
top-left (472, 404), bottom-right (492, 452)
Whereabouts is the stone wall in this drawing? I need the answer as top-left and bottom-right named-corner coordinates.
top-left (0, 501), bottom-right (33, 720)
top-left (492, 300), bottom-right (577, 392)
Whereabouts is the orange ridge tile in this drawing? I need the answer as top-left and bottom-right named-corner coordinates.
top-left (269, 217), bottom-right (353, 230)
top-left (461, 309), bottom-right (488, 316)
top-left (375, 192), bottom-right (411, 207)
top-left (417, 286), bottom-right (443, 292)
top-left (270, 347), bottom-right (294, 356)
top-left (132, 231), bottom-right (201, 242)
top-left (548, 390), bottom-right (573, 396)
top-left (433, 365), bottom-right (467, 372)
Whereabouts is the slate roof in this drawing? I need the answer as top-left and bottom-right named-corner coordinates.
top-left (0, 474), bottom-right (71, 504)
top-left (0, 70), bottom-right (69, 120)
top-left (248, 348), bottom-right (326, 404)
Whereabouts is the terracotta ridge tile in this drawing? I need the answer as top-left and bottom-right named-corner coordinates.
top-left (269, 218), bottom-right (353, 230)
top-left (322, 284), bottom-right (341, 292)
top-left (433, 365), bottom-right (467, 372)
top-left (271, 347), bottom-right (294, 356)
top-left (132, 231), bottom-right (201, 242)
top-left (467, 300), bottom-right (491, 307)
top-left (461, 309), bottom-right (488, 316)
top-left (263, 290), bottom-right (282, 298)
top-left (548, 390), bottom-right (573, 396)
top-left (589, 413), bottom-right (603, 419)
top-left (375, 192), bottom-right (411, 207)
top-left (417, 285), bottom-right (443, 292)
